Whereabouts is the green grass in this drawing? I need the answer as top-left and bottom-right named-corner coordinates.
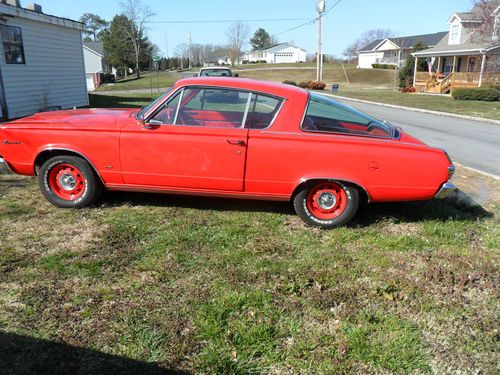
top-left (334, 86), bottom-right (500, 121)
top-left (96, 71), bottom-right (177, 92)
top-left (0, 166), bottom-right (499, 373)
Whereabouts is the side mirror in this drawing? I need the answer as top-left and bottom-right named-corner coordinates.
top-left (234, 73), bottom-right (239, 77)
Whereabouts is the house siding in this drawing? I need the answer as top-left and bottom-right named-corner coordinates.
top-left (0, 17), bottom-right (88, 119)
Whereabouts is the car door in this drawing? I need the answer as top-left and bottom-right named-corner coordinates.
top-left (120, 86), bottom-right (250, 191)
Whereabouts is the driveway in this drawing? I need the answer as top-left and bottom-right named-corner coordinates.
top-left (334, 97), bottom-right (500, 177)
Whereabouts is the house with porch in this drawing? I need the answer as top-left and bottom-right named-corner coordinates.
top-left (413, 6), bottom-right (500, 94)
top-left (357, 32), bottom-right (447, 69)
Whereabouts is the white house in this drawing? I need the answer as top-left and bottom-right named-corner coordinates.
top-left (0, 0), bottom-right (88, 119)
top-left (357, 32), bottom-right (447, 69)
top-left (83, 41), bottom-right (106, 91)
top-left (243, 43), bottom-right (307, 64)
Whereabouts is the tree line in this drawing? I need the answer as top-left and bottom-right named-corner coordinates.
top-left (80, 0), bottom-right (286, 77)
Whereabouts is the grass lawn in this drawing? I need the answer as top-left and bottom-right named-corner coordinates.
top-left (0, 165), bottom-right (498, 373)
top-left (334, 86), bottom-right (500, 121)
top-left (96, 71), bottom-right (177, 92)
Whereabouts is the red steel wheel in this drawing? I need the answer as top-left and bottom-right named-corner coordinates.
top-left (293, 180), bottom-right (360, 229)
top-left (39, 155), bottom-right (102, 208)
top-left (47, 163), bottom-right (86, 201)
top-left (305, 182), bottom-right (348, 220)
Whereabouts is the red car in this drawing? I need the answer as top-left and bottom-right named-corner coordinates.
top-left (0, 77), bottom-right (455, 229)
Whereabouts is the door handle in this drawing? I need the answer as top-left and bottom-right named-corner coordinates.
top-left (226, 139), bottom-right (246, 146)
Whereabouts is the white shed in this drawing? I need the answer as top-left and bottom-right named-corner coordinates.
top-left (0, 1), bottom-right (88, 119)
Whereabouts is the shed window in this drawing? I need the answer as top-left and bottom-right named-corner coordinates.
top-left (0, 25), bottom-right (25, 64)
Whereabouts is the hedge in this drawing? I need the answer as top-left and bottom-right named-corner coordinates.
top-left (452, 87), bottom-right (500, 101)
top-left (371, 63), bottom-right (396, 70)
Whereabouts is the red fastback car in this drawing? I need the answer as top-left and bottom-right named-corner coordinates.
top-left (0, 77), bottom-right (456, 228)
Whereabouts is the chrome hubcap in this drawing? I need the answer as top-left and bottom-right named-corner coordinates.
top-left (317, 192), bottom-right (336, 210)
top-left (59, 173), bottom-right (76, 191)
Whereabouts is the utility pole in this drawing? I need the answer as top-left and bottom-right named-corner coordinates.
top-left (188, 32), bottom-right (192, 69)
top-left (316, 0), bottom-right (325, 81)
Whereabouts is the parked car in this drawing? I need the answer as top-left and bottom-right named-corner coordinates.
top-left (0, 77), bottom-right (455, 228)
top-left (195, 67), bottom-right (238, 77)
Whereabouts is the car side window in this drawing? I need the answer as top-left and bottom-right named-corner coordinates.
top-left (245, 94), bottom-right (283, 129)
top-left (150, 90), bottom-right (181, 124)
top-left (174, 87), bottom-right (250, 128)
top-left (302, 93), bottom-right (392, 138)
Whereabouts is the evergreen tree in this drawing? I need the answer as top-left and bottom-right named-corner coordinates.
top-left (250, 28), bottom-right (271, 50)
top-left (399, 41), bottom-right (428, 87)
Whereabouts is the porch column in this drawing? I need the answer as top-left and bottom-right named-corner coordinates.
top-left (437, 56), bottom-right (441, 74)
top-left (413, 56), bottom-right (418, 87)
top-left (452, 56), bottom-right (457, 73)
top-left (478, 53), bottom-right (487, 87)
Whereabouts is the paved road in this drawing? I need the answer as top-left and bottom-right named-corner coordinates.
top-left (334, 97), bottom-right (500, 177)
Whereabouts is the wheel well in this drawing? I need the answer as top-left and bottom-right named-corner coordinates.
top-left (34, 150), bottom-right (103, 184)
top-left (291, 178), bottom-right (370, 203)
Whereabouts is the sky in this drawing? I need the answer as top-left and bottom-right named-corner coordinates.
top-left (36, 0), bottom-right (473, 57)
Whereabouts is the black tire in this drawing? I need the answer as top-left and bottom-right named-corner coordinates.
top-left (38, 155), bottom-right (102, 208)
top-left (293, 180), bottom-right (359, 229)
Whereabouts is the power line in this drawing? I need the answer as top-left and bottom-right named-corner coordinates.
top-left (271, 0), bottom-right (343, 39)
top-left (271, 19), bottom-right (316, 37)
top-left (146, 18), bottom-right (309, 24)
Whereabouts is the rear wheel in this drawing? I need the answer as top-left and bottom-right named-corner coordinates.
top-left (293, 181), bottom-right (359, 229)
top-left (38, 155), bottom-right (102, 208)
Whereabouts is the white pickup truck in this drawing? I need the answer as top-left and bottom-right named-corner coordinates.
top-left (194, 67), bottom-right (239, 77)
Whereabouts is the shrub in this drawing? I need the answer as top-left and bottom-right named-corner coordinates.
top-left (241, 60), bottom-right (249, 65)
top-left (400, 86), bottom-right (416, 93)
top-left (296, 81), bottom-right (326, 90)
top-left (372, 63), bottom-right (396, 70)
top-left (308, 81), bottom-right (326, 90)
top-left (452, 87), bottom-right (500, 101)
top-left (256, 60), bottom-right (267, 64)
top-left (282, 80), bottom-right (297, 86)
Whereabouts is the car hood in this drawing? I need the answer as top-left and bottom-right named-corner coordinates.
top-left (2, 108), bottom-right (136, 130)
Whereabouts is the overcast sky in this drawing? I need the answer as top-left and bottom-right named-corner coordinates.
top-left (37, 0), bottom-right (473, 57)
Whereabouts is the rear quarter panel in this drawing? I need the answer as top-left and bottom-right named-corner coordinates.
top-left (245, 130), bottom-right (450, 202)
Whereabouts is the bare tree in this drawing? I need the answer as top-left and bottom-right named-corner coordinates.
top-left (226, 21), bottom-right (250, 66)
top-left (469, 0), bottom-right (500, 74)
top-left (120, 0), bottom-right (154, 79)
top-left (470, 0), bottom-right (499, 41)
top-left (343, 28), bottom-right (395, 60)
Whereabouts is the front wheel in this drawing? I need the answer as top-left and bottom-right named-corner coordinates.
top-left (293, 181), bottom-right (359, 229)
top-left (38, 155), bottom-right (102, 208)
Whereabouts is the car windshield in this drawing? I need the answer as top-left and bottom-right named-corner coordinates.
top-left (200, 69), bottom-right (231, 77)
top-left (136, 88), bottom-right (172, 119)
top-left (302, 93), bottom-right (393, 138)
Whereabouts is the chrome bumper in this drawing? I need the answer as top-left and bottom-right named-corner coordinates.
top-left (434, 182), bottom-right (457, 199)
top-left (0, 156), bottom-right (13, 174)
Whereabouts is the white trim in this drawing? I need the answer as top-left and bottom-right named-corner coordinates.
top-left (0, 4), bottom-right (84, 30)
top-left (413, 48), bottom-right (491, 57)
top-left (83, 45), bottom-right (104, 58)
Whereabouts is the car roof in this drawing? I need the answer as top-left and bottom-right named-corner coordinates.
top-left (174, 77), bottom-right (308, 99)
top-left (200, 67), bottom-right (231, 70)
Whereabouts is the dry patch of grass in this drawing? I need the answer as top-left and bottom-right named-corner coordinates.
top-left (0, 167), bottom-right (498, 373)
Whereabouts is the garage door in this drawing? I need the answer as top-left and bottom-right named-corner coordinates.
top-left (86, 74), bottom-right (95, 91)
top-left (274, 53), bottom-right (294, 63)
